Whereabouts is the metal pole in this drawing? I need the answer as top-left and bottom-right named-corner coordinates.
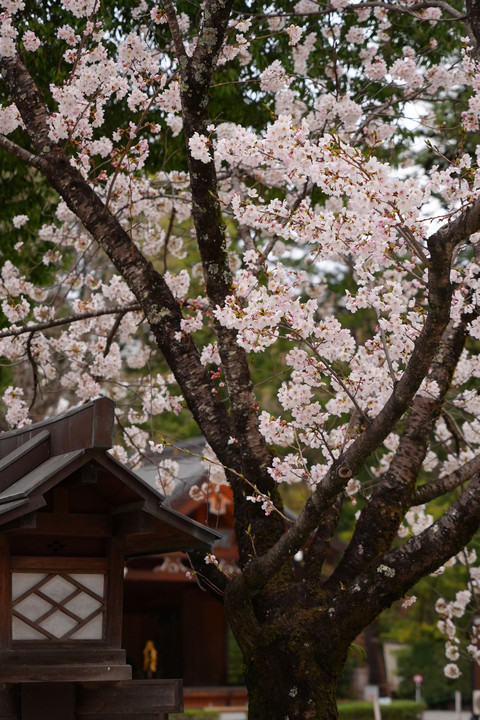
top-left (455, 690), bottom-right (462, 720)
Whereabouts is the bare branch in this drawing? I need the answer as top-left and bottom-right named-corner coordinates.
top-left (103, 309), bottom-right (134, 357)
top-left (161, 0), bottom-right (187, 60)
top-left (0, 133), bottom-right (49, 172)
top-left (414, 453), bottom-right (480, 504)
top-left (353, 0), bottom-right (464, 19)
top-left (334, 473), bottom-right (480, 640)
top-left (0, 303), bottom-right (142, 340)
top-left (26, 331), bottom-right (39, 410)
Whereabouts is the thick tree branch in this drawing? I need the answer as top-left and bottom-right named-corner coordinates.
top-left (333, 473), bottom-right (480, 641)
top-left (240, 199), bottom-right (480, 593)
top-left (160, 0), bottom-right (187, 60)
top-left (0, 50), bottom-right (242, 483)
top-left (0, 133), bottom-right (49, 171)
top-left (466, 0), bottom-right (480, 57)
top-left (414, 453), bottom-right (480, 503)
top-left (327, 315), bottom-right (470, 591)
top-left (304, 494), bottom-right (343, 590)
top-left (167, 0), bottom-right (285, 560)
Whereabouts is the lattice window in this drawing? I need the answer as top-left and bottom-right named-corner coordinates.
top-left (11, 572), bottom-right (106, 641)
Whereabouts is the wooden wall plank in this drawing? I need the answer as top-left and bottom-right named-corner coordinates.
top-left (11, 557), bottom-right (108, 571)
top-left (0, 536), bottom-right (10, 650)
top-left (77, 680), bottom-right (182, 715)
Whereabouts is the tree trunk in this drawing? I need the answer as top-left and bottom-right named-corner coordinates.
top-left (244, 640), bottom-right (345, 720)
top-left (225, 577), bottom-right (350, 720)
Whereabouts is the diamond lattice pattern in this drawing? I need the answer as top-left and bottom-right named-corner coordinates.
top-left (11, 572), bottom-right (105, 641)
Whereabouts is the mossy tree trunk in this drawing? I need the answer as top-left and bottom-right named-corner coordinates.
top-left (244, 647), bottom-right (343, 720)
top-left (224, 573), bottom-right (361, 720)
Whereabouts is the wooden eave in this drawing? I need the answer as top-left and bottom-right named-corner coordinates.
top-left (0, 399), bottom-right (221, 554)
top-left (0, 397), bottom-right (114, 457)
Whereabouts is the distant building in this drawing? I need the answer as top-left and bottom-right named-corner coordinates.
top-left (123, 438), bottom-right (246, 708)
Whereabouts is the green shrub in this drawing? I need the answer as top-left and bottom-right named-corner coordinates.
top-left (171, 700), bottom-right (424, 720)
top-left (169, 711), bottom-right (220, 720)
top-left (338, 700), bottom-right (425, 720)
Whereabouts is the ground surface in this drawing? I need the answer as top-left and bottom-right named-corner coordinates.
top-left (216, 710), bottom-right (473, 719)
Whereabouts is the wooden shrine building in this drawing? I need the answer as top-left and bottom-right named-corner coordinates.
top-left (0, 398), bottom-right (220, 719)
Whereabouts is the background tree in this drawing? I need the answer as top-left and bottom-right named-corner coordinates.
top-left (2, 0), bottom-right (480, 718)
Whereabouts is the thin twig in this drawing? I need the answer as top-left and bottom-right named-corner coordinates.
top-left (158, 439), bottom-right (293, 524)
top-left (103, 309), bottom-right (132, 357)
top-left (0, 303), bottom-right (142, 340)
top-left (26, 331), bottom-right (39, 410)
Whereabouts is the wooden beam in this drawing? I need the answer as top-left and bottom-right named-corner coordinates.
top-left (113, 511), bottom-right (155, 536)
top-left (106, 536), bottom-right (124, 648)
top-left (0, 537), bottom-right (9, 650)
top-left (77, 680), bottom-right (182, 715)
top-left (0, 398), bottom-right (114, 458)
top-left (30, 513), bottom-right (112, 537)
top-left (0, 648), bottom-right (126, 666)
top-left (0, 665), bottom-right (131, 683)
top-left (11, 556), bottom-right (108, 571)
top-left (0, 513), bottom-right (36, 532)
top-left (77, 715), bottom-right (162, 720)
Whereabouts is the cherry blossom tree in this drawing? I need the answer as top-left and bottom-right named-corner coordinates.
top-left (2, 0), bottom-right (480, 717)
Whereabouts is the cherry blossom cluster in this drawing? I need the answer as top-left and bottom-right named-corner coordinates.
top-left (434, 549), bottom-right (480, 677)
top-left (2, 0), bottom-right (480, 679)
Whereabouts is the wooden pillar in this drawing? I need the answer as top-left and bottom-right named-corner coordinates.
top-left (22, 684), bottom-right (75, 720)
top-left (0, 684), bottom-right (18, 720)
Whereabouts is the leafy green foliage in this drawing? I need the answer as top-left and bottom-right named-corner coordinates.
top-left (396, 634), bottom-right (471, 705)
top-left (170, 712), bottom-right (220, 720)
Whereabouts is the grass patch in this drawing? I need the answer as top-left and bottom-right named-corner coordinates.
top-left (170, 711), bottom-right (220, 720)
top-left (338, 700), bottom-right (425, 720)
top-left (171, 699), bottom-right (424, 720)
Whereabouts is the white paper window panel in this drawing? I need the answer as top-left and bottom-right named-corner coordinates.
top-left (41, 575), bottom-right (76, 603)
top-left (12, 573), bottom-right (47, 601)
top-left (41, 610), bottom-right (79, 638)
top-left (14, 594), bottom-right (52, 622)
top-left (12, 573), bottom-right (105, 600)
top-left (12, 611), bottom-right (104, 641)
top-left (11, 572), bottom-right (106, 641)
top-left (70, 574), bottom-right (105, 597)
top-left (70, 615), bottom-right (104, 640)
top-left (64, 593), bottom-right (102, 618)
top-left (12, 617), bottom-right (46, 640)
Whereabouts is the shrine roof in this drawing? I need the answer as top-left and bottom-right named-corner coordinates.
top-left (0, 398), bottom-right (221, 554)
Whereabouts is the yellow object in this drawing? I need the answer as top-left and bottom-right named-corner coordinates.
top-left (142, 640), bottom-right (158, 677)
